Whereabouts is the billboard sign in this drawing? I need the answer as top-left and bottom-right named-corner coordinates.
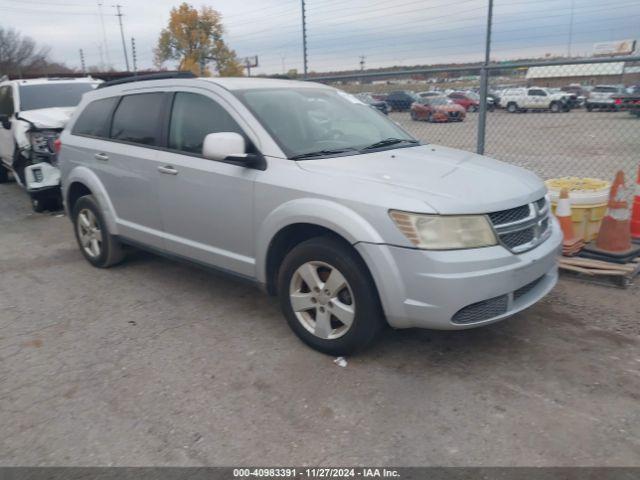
top-left (593, 40), bottom-right (636, 56)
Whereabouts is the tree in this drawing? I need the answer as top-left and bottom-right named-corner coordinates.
top-left (154, 3), bottom-right (244, 77)
top-left (0, 27), bottom-right (70, 77)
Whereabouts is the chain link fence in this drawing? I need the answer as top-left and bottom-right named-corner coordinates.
top-left (313, 57), bottom-right (640, 191)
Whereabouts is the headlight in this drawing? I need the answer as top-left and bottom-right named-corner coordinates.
top-left (29, 130), bottom-right (59, 155)
top-left (389, 210), bottom-right (498, 250)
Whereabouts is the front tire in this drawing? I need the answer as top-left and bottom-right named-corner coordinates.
top-left (507, 102), bottom-right (518, 113)
top-left (550, 102), bottom-right (561, 113)
top-left (277, 237), bottom-right (384, 356)
top-left (72, 195), bottom-right (125, 268)
top-left (0, 162), bottom-right (9, 183)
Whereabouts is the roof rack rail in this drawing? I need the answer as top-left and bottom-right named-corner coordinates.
top-left (97, 71), bottom-right (197, 89)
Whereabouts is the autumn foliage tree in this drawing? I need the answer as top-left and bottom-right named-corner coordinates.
top-left (154, 3), bottom-right (244, 77)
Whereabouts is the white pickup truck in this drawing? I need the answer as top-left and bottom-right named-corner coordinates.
top-left (499, 87), bottom-right (571, 113)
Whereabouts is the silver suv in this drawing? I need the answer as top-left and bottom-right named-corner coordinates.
top-left (59, 74), bottom-right (561, 355)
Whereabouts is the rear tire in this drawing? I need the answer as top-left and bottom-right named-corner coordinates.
top-left (410, 110), bottom-right (418, 121)
top-left (550, 102), bottom-right (560, 113)
top-left (507, 102), bottom-right (518, 113)
top-left (72, 195), bottom-right (125, 268)
top-left (277, 236), bottom-right (384, 356)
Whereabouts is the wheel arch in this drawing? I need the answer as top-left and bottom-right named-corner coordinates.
top-left (256, 199), bottom-right (385, 295)
top-left (63, 166), bottom-right (118, 234)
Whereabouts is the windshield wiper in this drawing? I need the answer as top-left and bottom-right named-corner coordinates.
top-left (290, 148), bottom-right (357, 160)
top-left (360, 138), bottom-right (420, 151)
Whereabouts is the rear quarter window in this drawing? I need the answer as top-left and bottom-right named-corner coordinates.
top-left (72, 97), bottom-right (118, 138)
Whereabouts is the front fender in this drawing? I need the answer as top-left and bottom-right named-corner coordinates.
top-left (254, 198), bottom-right (384, 284)
top-left (63, 166), bottom-right (118, 234)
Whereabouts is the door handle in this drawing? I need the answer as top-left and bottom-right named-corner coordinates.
top-left (94, 152), bottom-right (109, 161)
top-left (157, 165), bottom-right (178, 175)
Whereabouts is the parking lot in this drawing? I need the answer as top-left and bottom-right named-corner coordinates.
top-left (1, 181), bottom-right (639, 466)
top-left (393, 109), bottom-right (640, 182)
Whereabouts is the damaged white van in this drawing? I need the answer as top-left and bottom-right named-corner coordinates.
top-left (0, 76), bottom-right (100, 211)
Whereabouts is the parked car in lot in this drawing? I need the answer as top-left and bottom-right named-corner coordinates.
top-left (447, 91), bottom-right (480, 112)
top-left (410, 96), bottom-right (465, 122)
top-left (59, 74), bottom-right (561, 355)
top-left (560, 84), bottom-right (588, 107)
top-left (385, 90), bottom-right (419, 111)
top-left (355, 92), bottom-right (389, 114)
top-left (585, 85), bottom-right (626, 111)
top-left (499, 87), bottom-right (570, 113)
top-left (613, 86), bottom-right (640, 117)
top-left (417, 91), bottom-right (443, 98)
top-left (0, 76), bottom-right (100, 211)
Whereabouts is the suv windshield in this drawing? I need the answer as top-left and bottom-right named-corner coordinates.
top-left (235, 88), bottom-right (417, 159)
top-left (19, 83), bottom-right (96, 111)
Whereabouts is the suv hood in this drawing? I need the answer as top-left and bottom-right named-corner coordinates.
top-left (298, 145), bottom-right (546, 214)
top-left (18, 107), bottom-right (76, 129)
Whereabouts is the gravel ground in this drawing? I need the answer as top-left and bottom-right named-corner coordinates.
top-left (1, 176), bottom-right (639, 466)
top-left (394, 108), bottom-right (640, 184)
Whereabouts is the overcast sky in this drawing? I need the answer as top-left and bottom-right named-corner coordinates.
top-left (2, 0), bottom-right (639, 74)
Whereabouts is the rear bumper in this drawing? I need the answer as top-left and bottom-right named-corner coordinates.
top-left (356, 217), bottom-right (562, 330)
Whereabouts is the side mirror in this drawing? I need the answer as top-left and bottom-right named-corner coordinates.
top-left (0, 114), bottom-right (11, 130)
top-left (202, 132), bottom-right (266, 170)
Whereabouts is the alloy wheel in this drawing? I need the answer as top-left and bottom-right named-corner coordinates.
top-left (289, 261), bottom-right (356, 340)
top-left (77, 208), bottom-right (103, 258)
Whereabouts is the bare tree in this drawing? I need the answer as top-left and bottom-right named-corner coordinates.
top-left (0, 27), bottom-right (71, 77)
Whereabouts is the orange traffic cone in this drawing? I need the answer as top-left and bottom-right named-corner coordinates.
top-left (631, 165), bottom-right (640, 243)
top-left (582, 170), bottom-right (640, 262)
top-left (556, 188), bottom-right (584, 256)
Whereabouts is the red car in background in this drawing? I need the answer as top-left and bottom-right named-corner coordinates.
top-left (448, 91), bottom-right (479, 112)
top-left (410, 96), bottom-right (466, 122)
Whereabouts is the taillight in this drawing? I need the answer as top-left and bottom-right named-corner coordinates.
top-left (54, 138), bottom-right (62, 154)
top-left (615, 98), bottom-right (622, 105)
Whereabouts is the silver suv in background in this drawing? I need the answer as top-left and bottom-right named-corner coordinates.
top-left (585, 85), bottom-right (626, 111)
top-left (0, 76), bottom-right (100, 211)
top-left (59, 74), bottom-right (561, 355)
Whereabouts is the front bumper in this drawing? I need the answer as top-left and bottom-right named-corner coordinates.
top-left (356, 217), bottom-right (562, 330)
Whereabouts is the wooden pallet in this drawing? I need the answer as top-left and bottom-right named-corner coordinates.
top-left (558, 256), bottom-right (640, 288)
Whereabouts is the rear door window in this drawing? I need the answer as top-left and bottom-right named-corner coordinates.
top-left (72, 97), bottom-right (118, 138)
top-left (168, 92), bottom-right (244, 155)
top-left (110, 93), bottom-right (165, 146)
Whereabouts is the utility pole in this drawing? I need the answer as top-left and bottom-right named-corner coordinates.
top-left (79, 49), bottom-right (86, 73)
top-left (476, 0), bottom-right (493, 155)
top-left (301, 0), bottom-right (308, 79)
top-left (97, 43), bottom-right (104, 69)
top-left (97, 2), bottom-right (112, 67)
top-left (113, 4), bottom-right (130, 71)
top-left (131, 37), bottom-right (137, 74)
top-left (359, 55), bottom-right (366, 72)
top-left (567, 0), bottom-right (575, 57)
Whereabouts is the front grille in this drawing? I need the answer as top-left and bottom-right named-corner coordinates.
top-left (452, 295), bottom-right (509, 324)
top-left (488, 197), bottom-right (550, 253)
top-left (501, 228), bottom-right (535, 249)
top-left (488, 204), bottom-right (531, 225)
top-left (514, 276), bottom-right (544, 300)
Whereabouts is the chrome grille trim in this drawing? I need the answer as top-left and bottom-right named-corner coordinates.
top-left (488, 197), bottom-right (551, 254)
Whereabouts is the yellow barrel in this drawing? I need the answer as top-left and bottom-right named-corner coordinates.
top-left (545, 177), bottom-right (611, 242)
